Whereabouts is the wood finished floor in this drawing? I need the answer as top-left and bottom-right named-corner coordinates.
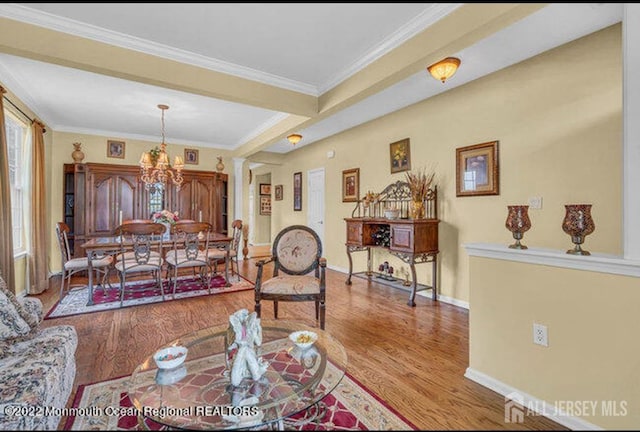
top-left (36, 258), bottom-right (566, 430)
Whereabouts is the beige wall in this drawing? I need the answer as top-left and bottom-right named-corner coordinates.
top-left (469, 257), bottom-right (639, 428)
top-left (48, 131), bottom-right (234, 273)
top-left (263, 24), bottom-right (622, 302)
top-left (253, 171), bottom-right (272, 244)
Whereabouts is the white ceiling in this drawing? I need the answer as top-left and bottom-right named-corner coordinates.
top-left (0, 3), bottom-right (623, 155)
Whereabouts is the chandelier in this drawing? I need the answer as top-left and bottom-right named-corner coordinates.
top-left (139, 104), bottom-right (185, 190)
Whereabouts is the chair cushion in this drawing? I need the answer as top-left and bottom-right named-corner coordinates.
top-left (208, 249), bottom-right (237, 259)
top-left (117, 251), bottom-right (161, 261)
top-left (260, 275), bottom-right (320, 295)
top-left (114, 257), bottom-right (163, 273)
top-left (275, 230), bottom-right (319, 272)
top-left (64, 255), bottom-right (113, 271)
top-left (165, 252), bottom-right (209, 268)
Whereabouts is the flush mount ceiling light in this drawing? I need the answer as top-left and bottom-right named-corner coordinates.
top-left (427, 57), bottom-right (461, 83)
top-left (287, 134), bottom-right (303, 146)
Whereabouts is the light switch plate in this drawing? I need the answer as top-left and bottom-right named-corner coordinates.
top-left (529, 197), bottom-right (542, 209)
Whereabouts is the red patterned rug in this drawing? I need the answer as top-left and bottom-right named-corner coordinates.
top-left (65, 366), bottom-right (416, 430)
top-left (45, 275), bottom-right (254, 319)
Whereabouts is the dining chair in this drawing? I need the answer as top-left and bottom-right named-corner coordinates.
top-left (209, 219), bottom-right (243, 281)
top-left (113, 222), bottom-right (166, 306)
top-left (165, 221), bottom-right (213, 296)
top-left (55, 222), bottom-right (113, 300)
top-left (254, 225), bottom-right (326, 329)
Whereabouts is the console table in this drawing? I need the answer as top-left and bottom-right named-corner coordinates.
top-left (344, 181), bottom-right (439, 306)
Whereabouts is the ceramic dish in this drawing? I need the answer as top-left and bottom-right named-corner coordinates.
top-left (288, 330), bottom-right (318, 350)
top-left (153, 346), bottom-right (188, 369)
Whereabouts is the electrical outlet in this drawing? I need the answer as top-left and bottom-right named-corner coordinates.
top-left (533, 323), bottom-right (548, 347)
top-left (529, 196), bottom-right (543, 209)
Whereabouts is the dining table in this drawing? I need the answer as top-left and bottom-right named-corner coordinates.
top-left (80, 232), bottom-right (233, 306)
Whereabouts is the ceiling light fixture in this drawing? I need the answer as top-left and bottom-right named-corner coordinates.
top-left (287, 133), bottom-right (303, 146)
top-left (427, 57), bottom-right (461, 83)
top-left (139, 104), bottom-right (185, 191)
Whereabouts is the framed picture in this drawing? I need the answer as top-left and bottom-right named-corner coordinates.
top-left (293, 171), bottom-right (302, 211)
top-left (260, 183), bottom-right (271, 196)
top-left (389, 138), bottom-right (411, 173)
top-left (260, 196), bottom-right (272, 215)
top-left (342, 168), bottom-right (360, 202)
top-left (274, 184), bottom-right (283, 201)
top-left (184, 148), bottom-right (199, 165)
top-left (107, 140), bottom-right (125, 159)
top-left (456, 140), bottom-right (500, 197)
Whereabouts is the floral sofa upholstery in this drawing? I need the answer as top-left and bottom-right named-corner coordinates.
top-left (0, 276), bottom-right (78, 430)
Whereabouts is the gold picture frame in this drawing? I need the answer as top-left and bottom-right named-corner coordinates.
top-left (389, 138), bottom-right (411, 173)
top-left (342, 168), bottom-right (360, 202)
top-left (456, 140), bottom-right (500, 197)
top-left (107, 140), bottom-right (125, 159)
top-left (184, 148), bottom-right (199, 165)
top-left (274, 184), bottom-right (283, 201)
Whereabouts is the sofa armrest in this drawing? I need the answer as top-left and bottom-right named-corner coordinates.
top-left (18, 297), bottom-right (44, 327)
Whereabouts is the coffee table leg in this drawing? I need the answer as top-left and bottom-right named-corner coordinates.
top-left (87, 251), bottom-right (95, 306)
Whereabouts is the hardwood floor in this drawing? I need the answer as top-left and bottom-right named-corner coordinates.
top-left (36, 259), bottom-right (565, 430)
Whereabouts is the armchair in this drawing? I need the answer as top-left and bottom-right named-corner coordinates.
top-left (254, 225), bottom-right (326, 329)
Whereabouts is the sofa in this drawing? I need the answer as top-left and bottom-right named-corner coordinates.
top-left (0, 275), bottom-right (78, 430)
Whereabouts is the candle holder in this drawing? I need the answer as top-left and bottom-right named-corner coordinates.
top-left (505, 205), bottom-right (531, 249)
top-left (562, 204), bottom-right (595, 255)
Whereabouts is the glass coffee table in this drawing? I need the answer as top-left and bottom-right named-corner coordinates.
top-left (128, 320), bottom-right (348, 430)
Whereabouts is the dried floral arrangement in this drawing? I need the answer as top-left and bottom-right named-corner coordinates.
top-left (405, 166), bottom-right (436, 202)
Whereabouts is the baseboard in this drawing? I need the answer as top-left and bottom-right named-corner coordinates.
top-left (328, 264), bottom-right (468, 310)
top-left (464, 367), bottom-right (602, 430)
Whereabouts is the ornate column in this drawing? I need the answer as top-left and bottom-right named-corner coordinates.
top-left (233, 157), bottom-right (245, 223)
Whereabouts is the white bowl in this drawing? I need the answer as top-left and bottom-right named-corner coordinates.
top-left (384, 209), bottom-right (400, 219)
top-left (153, 346), bottom-right (188, 369)
top-left (289, 330), bottom-right (318, 350)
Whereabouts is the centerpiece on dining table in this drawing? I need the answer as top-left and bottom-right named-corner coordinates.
top-left (152, 209), bottom-right (179, 240)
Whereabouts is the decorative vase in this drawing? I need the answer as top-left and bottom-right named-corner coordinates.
top-left (216, 156), bottom-right (225, 172)
top-left (562, 204), bottom-right (595, 255)
top-left (160, 222), bottom-right (171, 241)
top-left (505, 205), bottom-right (531, 249)
top-left (410, 199), bottom-right (425, 219)
top-left (71, 142), bottom-right (85, 163)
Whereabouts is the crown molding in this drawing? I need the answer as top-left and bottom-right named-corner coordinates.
top-left (317, 3), bottom-right (463, 94)
top-left (234, 112), bottom-right (289, 147)
top-left (0, 4), bottom-right (318, 96)
top-left (0, 60), bottom-right (55, 127)
top-left (52, 125), bottom-right (233, 150)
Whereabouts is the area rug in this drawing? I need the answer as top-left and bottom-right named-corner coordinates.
top-left (65, 366), bottom-right (416, 430)
top-left (45, 274), bottom-right (254, 319)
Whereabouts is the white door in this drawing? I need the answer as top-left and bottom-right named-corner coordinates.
top-left (307, 168), bottom-right (325, 246)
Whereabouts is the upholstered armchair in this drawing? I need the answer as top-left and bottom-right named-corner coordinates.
top-left (254, 225), bottom-right (326, 329)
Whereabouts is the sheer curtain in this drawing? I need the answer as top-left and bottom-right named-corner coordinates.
top-left (0, 86), bottom-right (16, 292)
top-left (28, 120), bottom-right (47, 294)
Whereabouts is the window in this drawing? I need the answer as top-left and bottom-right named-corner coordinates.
top-left (5, 111), bottom-right (28, 255)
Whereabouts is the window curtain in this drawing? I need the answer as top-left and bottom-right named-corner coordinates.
top-left (0, 86), bottom-right (16, 292)
top-left (28, 120), bottom-right (47, 294)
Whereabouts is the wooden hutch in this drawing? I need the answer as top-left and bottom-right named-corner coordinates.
top-left (344, 181), bottom-right (439, 306)
top-left (63, 163), bottom-right (228, 256)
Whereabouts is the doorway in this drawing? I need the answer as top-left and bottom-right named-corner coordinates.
top-left (307, 168), bottom-right (325, 245)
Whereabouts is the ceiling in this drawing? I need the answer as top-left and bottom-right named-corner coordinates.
top-left (0, 3), bottom-right (623, 157)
